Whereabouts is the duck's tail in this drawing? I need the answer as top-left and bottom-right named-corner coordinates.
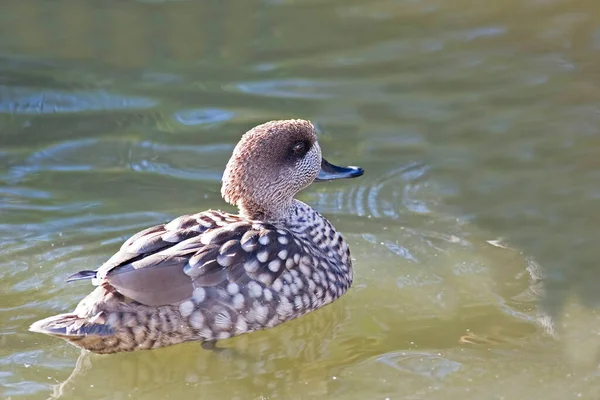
top-left (29, 288), bottom-right (196, 354)
top-left (29, 313), bottom-right (117, 353)
top-left (29, 313), bottom-right (114, 338)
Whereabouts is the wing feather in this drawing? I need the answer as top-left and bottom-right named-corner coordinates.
top-left (67, 212), bottom-right (308, 306)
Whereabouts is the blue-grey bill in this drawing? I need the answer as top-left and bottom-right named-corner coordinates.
top-left (315, 158), bottom-right (364, 182)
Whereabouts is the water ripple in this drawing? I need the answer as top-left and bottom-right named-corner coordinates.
top-left (229, 79), bottom-right (335, 99)
top-left (376, 351), bottom-right (463, 379)
top-left (0, 87), bottom-right (157, 114)
top-left (312, 162), bottom-right (434, 219)
top-left (2, 138), bottom-right (230, 184)
top-left (173, 108), bottom-right (236, 126)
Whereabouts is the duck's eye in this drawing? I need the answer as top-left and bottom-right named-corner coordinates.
top-left (292, 141), bottom-right (306, 156)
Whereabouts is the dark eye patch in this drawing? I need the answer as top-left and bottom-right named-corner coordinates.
top-left (292, 141), bottom-right (306, 155)
top-left (291, 140), bottom-right (310, 157)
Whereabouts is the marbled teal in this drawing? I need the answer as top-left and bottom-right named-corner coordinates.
top-left (29, 119), bottom-right (364, 354)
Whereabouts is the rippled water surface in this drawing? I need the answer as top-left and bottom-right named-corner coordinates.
top-left (2, 0), bottom-right (600, 399)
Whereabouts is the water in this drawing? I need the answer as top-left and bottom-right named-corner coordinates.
top-left (2, 0), bottom-right (600, 399)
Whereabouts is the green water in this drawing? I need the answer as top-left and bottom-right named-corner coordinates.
top-left (2, 0), bottom-right (600, 399)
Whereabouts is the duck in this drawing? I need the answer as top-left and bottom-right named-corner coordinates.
top-left (29, 119), bottom-right (364, 354)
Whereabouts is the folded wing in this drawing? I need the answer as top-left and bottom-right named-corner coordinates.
top-left (68, 211), bottom-right (306, 306)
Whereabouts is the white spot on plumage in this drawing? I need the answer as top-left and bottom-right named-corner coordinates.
top-left (282, 284), bottom-right (291, 298)
top-left (293, 253), bottom-right (300, 264)
top-left (290, 283), bottom-right (299, 295)
top-left (232, 293), bottom-right (245, 309)
top-left (254, 303), bottom-right (269, 324)
top-left (248, 281), bottom-right (263, 298)
top-left (244, 258), bottom-right (260, 273)
top-left (258, 272), bottom-right (273, 285)
top-left (278, 236), bottom-right (289, 245)
top-left (227, 282), bottom-right (240, 295)
top-left (268, 259), bottom-right (281, 272)
top-left (286, 258), bottom-right (294, 269)
top-left (257, 250), bottom-right (269, 263)
top-left (272, 278), bottom-right (283, 292)
top-left (263, 288), bottom-right (273, 302)
top-left (312, 272), bottom-right (321, 284)
top-left (277, 229), bottom-right (287, 235)
top-left (189, 310), bottom-right (205, 329)
top-left (179, 300), bottom-right (194, 317)
top-left (277, 249), bottom-right (288, 260)
top-left (235, 316), bottom-right (248, 333)
top-left (245, 308), bottom-right (256, 324)
top-left (218, 253), bottom-right (235, 267)
top-left (299, 262), bottom-right (311, 276)
top-left (193, 287), bottom-right (206, 303)
top-left (319, 270), bottom-right (327, 282)
top-left (259, 235), bottom-right (270, 245)
top-left (294, 296), bottom-right (303, 310)
top-left (327, 271), bottom-right (336, 282)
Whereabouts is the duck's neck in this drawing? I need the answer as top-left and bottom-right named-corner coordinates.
top-left (239, 199), bottom-right (321, 231)
top-left (237, 198), bottom-right (293, 223)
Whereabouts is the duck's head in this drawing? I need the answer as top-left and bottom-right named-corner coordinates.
top-left (221, 119), bottom-right (364, 220)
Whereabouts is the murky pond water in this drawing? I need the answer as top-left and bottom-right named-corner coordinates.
top-left (2, 0), bottom-right (600, 399)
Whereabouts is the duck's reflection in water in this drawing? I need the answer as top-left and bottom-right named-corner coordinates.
top-left (50, 303), bottom-right (353, 400)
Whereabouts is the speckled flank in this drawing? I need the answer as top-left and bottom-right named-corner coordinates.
top-left (29, 119), bottom-right (361, 354)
